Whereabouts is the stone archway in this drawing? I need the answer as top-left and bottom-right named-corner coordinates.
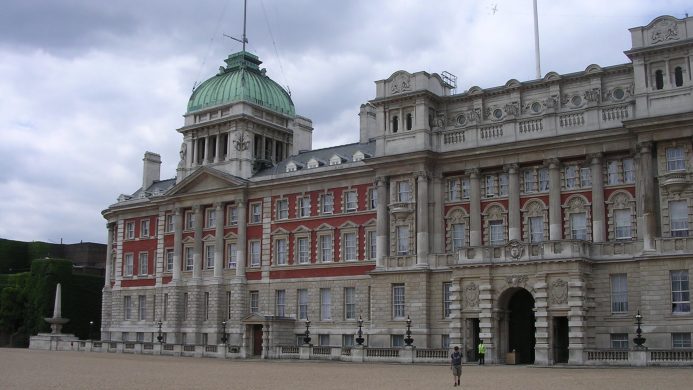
top-left (499, 288), bottom-right (536, 364)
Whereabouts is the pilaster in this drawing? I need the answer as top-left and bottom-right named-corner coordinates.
top-left (547, 159), bottom-right (563, 240)
top-left (468, 169), bottom-right (482, 246)
top-left (376, 176), bottom-right (389, 268)
top-left (506, 164), bottom-right (521, 241)
top-left (415, 171), bottom-right (429, 267)
top-left (590, 154), bottom-right (606, 242)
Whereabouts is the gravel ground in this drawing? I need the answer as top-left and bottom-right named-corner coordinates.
top-left (0, 348), bottom-right (689, 390)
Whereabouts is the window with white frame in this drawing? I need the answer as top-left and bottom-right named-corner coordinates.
top-left (670, 200), bottom-right (689, 237)
top-left (319, 234), bottom-right (333, 262)
top-left (226, 242), bottom-right (237, 268)
top-left (321, 194), bottom-right (334, 214)
top-left (184, 247), bottom-right (193, 271)
top-left (342, 232), bottom-right (357, 261)
top-left (126, 222), bottom-right (135, 239)
top-left (461, 178), bottom-right (470, 199)
top-left (206, 208), bottom-right (216, 228)
top-left (367, 230), bottom-right (376, 260)
top-left (484, 175), bottom-right (496, 197)
top-left (610, 273), bottom-right (628, 313)
top-left (570, 213), bottom-right (587, 240)
top-left (448, 178), bottom-right (460, 201)
top-left (392, 284), bottom-right (405, 319)
top-left (123, 296), bottom-right (132, 320)
top-left (614, 209), bottom-right (632, 239)
top-left (227, 206), bottom-right (238, 225)
top-left (276, 199), bottom-right (289, 220)
top-left (396, 225), bottom-right (409, 255)
top-left (165, 214), bottom-right (174, 233)
top-left (672, 333), bottom-right (692, 348)
top-left (140, 220), bottom-right (150, 238)
top-left (296, 237), bottom-right (310, 264)
top-left (165, 249), bottom-right (173, 272)
top-left (249, 241), bottom-right (261, 267)
top-left (607, 160), bottom-right (620, 185)
top-left (139, 252), bottom-right (148, 275)
top-left (298, 196), bottom-right (311, 217)
top-left (580, 167), bottom-right (592, 187)
top-left (320, 288), bottom-right (331, 320)
top-left (124, 253), bottom-right (134, 276)
top-left (666, 147), bottom-right (685, 172)
top-left (184, 211), bottom-right (195, 230)
top-left (391, 335), bottom-right (405, 348)
top-left (538, 168), bottom-right (549, 192)
top-left (452, 223), bottom-right (465, 251)
top-left (344, 191), bottom-right (358, 212)
top-left (623, 158), bottom-right (635, 183)
top-left (297, 289), bottom-right (308, 320)
top-left (368, 188), bottom-right (377, 209)
top-left (523, 170), bottom-right (535, 193)
top-left (249, 291), bottom-right (259, 313)
top-left (344, 287), bottom-right (356, 320)
top-left (275, 290), bottom-right (286, 317)
top-left (138, 295), bottom-right (146, 321)
top-left (499, 173), bottom-right (509, 196)
top-left (489, 220), bottom-right (504, 246)
top-left (671, 270), bottom-right (690, 313)
top-left (205, 244), bottom-right (215, 269)
top-left (529, 216), bottom-right (544, 243)
top-left (397, 181), bottom-right (411, 202)
top-left (565, 165), bottom-right (578, 189)
top-left (443, 282), bottom-right (452, 318)
top-left (343, 334), bottom-right (354, 347)
top-left (250, 203), bottom-right (262, 223)
top-left (275, 238), bottom-right (288, 265)
top-left (610, 333), bottom-right (628, 350)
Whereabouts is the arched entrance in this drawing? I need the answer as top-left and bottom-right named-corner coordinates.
top-left (502, 288), bottom-right (536, 364)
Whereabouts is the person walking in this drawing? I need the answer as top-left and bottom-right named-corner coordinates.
top-left (477, 340), bottom-right (486, 365)
top-left (450, 346), bottom-right (462, 387)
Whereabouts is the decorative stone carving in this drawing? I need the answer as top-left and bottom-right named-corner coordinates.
top-left (650, 18), bottom-right (680, 44)
top-left (503, 102), bottom-right (520, 117)
top-left (234, 132), bottom-right (250, 151)
top-left (505, 240), bottom-right (524, 259)
top-left (391, 73), bottom-right (412, 94)
top-left (549, 279), bottom-right (568, 304)
top-left (545, 95), bottom-right (559, 109)
top-left (505, 274), bottom-right (528, 288)
top-left (467, 108), bottom-right (482, 123)
top-left (463, 283), bottom-right (479, 308)
top-left (583, 88), bottom-right (601, 103)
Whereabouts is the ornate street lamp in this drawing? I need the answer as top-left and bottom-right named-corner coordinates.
top-left (221, 321), bottom-right (228, 345)
top-left (355, 315), bottom-right (364, 346)
top-left (156, 319), bottom-right (163, 343)
top-left (89, 320), bottom-right (94, 340)
top-left (303, 319), bottom-right (312, 345)
top-left (633, 310), bottom-right (646, 348)
top-left (404, 315), bottom-right (414, 346)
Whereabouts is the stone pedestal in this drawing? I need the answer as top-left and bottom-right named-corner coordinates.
top-left (629, 349), bottom-right (648, 366)
top-left (351, 345), bottom-right (365, 362)
top-left (29, 333), bottom-right (79, 351)
top-left (400, 346), bottom-right (415, 363)
top-left (299, 345), bottom-right (311, 360)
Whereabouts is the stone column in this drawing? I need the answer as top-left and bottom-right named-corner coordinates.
top-left (236, 200), bottom-right (247, 278)
top-left (214, 202), bottom-right (224, 278)
top-left (416, 172), bottom-right (429, 267)
top-left (191, 138), bottom-right (198, 167)
top-left (506, 164), bottom-right (521, 241)
top-left (547, 159), bottom-right (562, 240)
top-left (468, 169), bottom-right (482, 246)
top-left (431, 174), bottom-right (444, 253)
top-left (376, 176), bottom-right (389, 268)
top-left (172, 208), bottom-right (183, 282)
top-left (203, 137), bottom-right (210, 165)
top-left (214, 134), bottom-right (221, 163)
top-left (192, 205), bottom-right (203, 279)
top-left (590, 154), bottom-right (606, 242)
top-left (186, 138), bottom-right (194, 168)
top-left (104, 222), bottom-right (115, 288)
top-left (533, 279), bottom-right (550, 365)
top-left (637, 142), bottom-right (655, 251)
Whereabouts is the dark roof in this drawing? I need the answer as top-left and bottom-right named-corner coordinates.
top-left (130, 178), bottom-right (177, 199)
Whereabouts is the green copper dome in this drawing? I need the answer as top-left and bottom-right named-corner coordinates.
top-left (187, 51), bottom-right (295, 116)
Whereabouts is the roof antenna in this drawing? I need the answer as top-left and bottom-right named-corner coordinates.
top-left (224, 0), bottom-right (249, 51)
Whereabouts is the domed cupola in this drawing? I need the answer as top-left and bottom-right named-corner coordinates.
top-left (187, 51), bottom-right (295, 117)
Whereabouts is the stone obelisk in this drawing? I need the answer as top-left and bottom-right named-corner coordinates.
top-left (45, 283), bottom-right (70, 334)
top-left (30, 282), bottom-right (78, 350)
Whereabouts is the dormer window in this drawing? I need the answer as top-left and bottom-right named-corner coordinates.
top-left (329, 155), bottom-right (343, 166)
top-left (286, 161), bottom-right (297, 172)
top-left (307, 158), bottom-right (320, 169)
top-left (353, 151), bottom-right (365, 162)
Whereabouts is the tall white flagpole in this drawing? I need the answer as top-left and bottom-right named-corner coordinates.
top-left (533, 0), bottom-right (541, 79)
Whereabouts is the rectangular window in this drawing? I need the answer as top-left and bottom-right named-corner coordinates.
top-left (396, 226), bottom-right (409, 255)
top-left (275, 290), bottom-right (286, 317)
top-left (344, 287), bottom-right (356, 320)
top-left (565, 166), bottom-right (577, 189)
top-left (138, 295), bottom-right (146, 321)
top-left (165, 214), bottom-right (174, 233)
top-left (227, 206), bottom-right (238, 225)
top-left (321, 194), bottom-right (334, 214)
top-left (297, 237), bottom-right (309, 264)
top-left (666, 147), bottom-right (685, 172)
top-left (529, 216), bottom-right (544, 243)
top-left (204, 292), bottom-right (210, 320)
top-left (276, 199), bottom-right (289, 220)
top-left (570, 213), bottom-right (587, 240)
top-left (448, 178), bottom-right (460, 201)
top-left (368, 188), bottom-right (377, 209)
top-left (392, 284), bottom-right (405, 319)
top-left (523, 170), bottom-right (535, 193)
top-left (484, 175), bottom-right (496, 197)
top-left (126, 222), bottom-right (135, 239)
top-left (184, 247), bottom-right (194, 271)
top-left (452, 223), bottom-right (465, 251)
top-left (249, 241), bottom-right (261, 267)
top-left (319, 334), bottom-right (330, 346)
top-left (297, 289), bottom-right (308, 320)
top-left (249, 291), bottom-right (259, 314)
top-left (205, 244), bottom-right (215, 269)
top-left (443, 282), bottom-right (452, 318)
top-left (345, 191), bottom-right (358, 212)
top-left (298, 196), bottom-right (311, 217)
top-left (489, 220), bottom-right (504, 246)
top-left (227, 242), bottom-right (237, 268)
top-left (623, 158), bottom-right (635, 183)
top-left (498, 173), bottom-right (508, 196)
top-left (367, 230), bottom-right (377, 260)
top-left (275, 239), bottom-right (288, 265)
top-left (670, 200), bottom-right (689, 237)
top-left (185, 211), bottom-right (195, 230)
top-left (319, 235), bottom-right (333, 262)
top-left (610, 333), bottom-right (629, 350)
top-left (391, 335), bottom-right (404, 348)
top-left (343, 232), bottom-right (357, 261)
top-left (538, 168), bottom-right (549, 192)
top-left (610, 273), bottom-right (628, 313)
top-left (342, 334), bottom-right (355, 347)
top-left (397, 181), bottom-right (411, 202)
top-left (580, 167), bottom-right (592, 187)
top-left (672, 333), bottom-right (692, 348)
top-left (320, 288), bottom-right (331, 320)
top-left (614, 209), bottom-right (632, 239)
top-left (206, 208), bottom-right (216, 228)
top-left (124, 253), bottom-right (134, 276)
top-left (165, 249), bottom-right (173, 272)
top-left (442, 334), bottom-right (450, 349)
top-left (139, 252), bottom-right (148, 275)
top-left (607, 160), bottom-right (620, 185)
top-left (140, 220), bottom-right (150, 238)
top-left (250, 203), bottom-right (262, 223)
top-left (671, 270), bottom-right (690, 313)
top-left (123, 296), bottom-right (132, 320)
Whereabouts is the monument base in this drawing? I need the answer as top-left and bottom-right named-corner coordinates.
top-left (29, 333), bottom-right (79, 351)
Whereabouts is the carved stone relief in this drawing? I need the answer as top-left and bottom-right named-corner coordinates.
top-left (549, 279), bottom-right (568, 304)
top-left (463, 283), bottom-right (479, 308)
top-left (391, 73), bottom-right (412, 94)
top-left (650, 19), bottom-right (680, 44)
top-left (505, 274), bottom-right (528, 288)
top-left (505, 240), bottom-right (524, 259)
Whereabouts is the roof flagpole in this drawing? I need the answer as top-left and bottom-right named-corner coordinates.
top-left (533, 0), bottom-right (542, 79)
top-left (224, 0), bottom-right (249, 51)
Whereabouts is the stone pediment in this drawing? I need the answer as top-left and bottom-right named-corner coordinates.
top-left (167, 167), bottom-right (247, 197)
top-left (241, 313), bottom-right (295, 324)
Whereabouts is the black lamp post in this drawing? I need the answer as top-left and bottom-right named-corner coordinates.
top-left (89, 320), bottom-right (94, 340)
top-left (156, 320), bottom-right (163, 343)
top-left (355, 315), bottom-right (364, 346)
top-left (633, 310), bottom-right (646, 348)
top-left (221, 321), bottom-right (228, 345)
top-left (303, 319), bottom-right (312, 345)
top-left (404, 315), bottom-right (414, 346)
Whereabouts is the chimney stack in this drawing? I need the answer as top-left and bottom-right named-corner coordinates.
top-left (142, 152), bottom-right (162, 191)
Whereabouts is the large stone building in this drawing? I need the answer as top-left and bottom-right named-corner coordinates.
top-left (101, 15), bottom-right (693, 364)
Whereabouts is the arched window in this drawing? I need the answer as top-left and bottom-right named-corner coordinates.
top-left (392, 115), bottom-right (399, 133)
top-left (406, 113), bottom-right (413, 130)
top-left (655, 70), bottom-right (664, 90)
top-left (674, 66), bottom-right (684, 87)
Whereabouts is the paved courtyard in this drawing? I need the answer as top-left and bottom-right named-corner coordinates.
top-left (0, 348), bottom-right (689, 390)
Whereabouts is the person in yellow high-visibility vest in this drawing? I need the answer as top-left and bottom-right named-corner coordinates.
top-left (477, 340), bottom-right (486, 365)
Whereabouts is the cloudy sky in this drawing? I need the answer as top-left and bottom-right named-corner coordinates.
top-left (0, 0), bottom-right (688, 245)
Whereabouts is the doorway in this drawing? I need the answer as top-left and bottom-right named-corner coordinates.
top-left (507, 289), bottom-right (535, 364)
top-left (252, 325), bottom-right (263, 356)
top-left (553, 316), bottom-right (569, 363)
top-left (468, 318), bottom-right (480, 362)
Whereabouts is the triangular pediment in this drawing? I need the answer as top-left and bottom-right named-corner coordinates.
top-left (167, 167), bottom-right (247, 197)
top-left (292, 225), bottom-right (311, 234)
